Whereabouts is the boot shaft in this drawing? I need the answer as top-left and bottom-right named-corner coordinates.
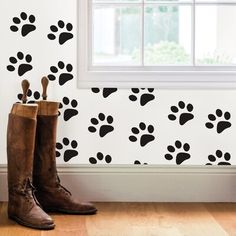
top-left (7, 113), bottom-right (37, 188)
top-left (33, 115), bottom-right (59, 188)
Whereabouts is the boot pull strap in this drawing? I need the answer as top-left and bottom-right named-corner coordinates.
top-left (21, 80), bottom-right (30, 104)
top-left (41, 76), bottom-right (49, 101)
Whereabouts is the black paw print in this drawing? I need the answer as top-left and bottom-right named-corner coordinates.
top-left (206, 150), bottom-right (231, 165)
top-left (59, 97), bottom-right (78, 121)
top-left (7, 52), bottom-right (33, 76)
top-left (134, 160), bottom-right (148, 165)
top-left (56, 138), bottom-right (78, 162)
top-left (88, 113), bottom-right (114, 138)
top-left (48, 20), bottom-right (73, 45)
top-left (129, 122), bottom-right (155, 147)
top-left (17, 89), bottom-right (40, 103)
top-left (165, 140), bottom-right (191, 165)
top-left (205, 109), bottom-right (231, 134)
top-left (129, 88), bottom-right (155, 106)
top-left (48, 61), bottom-right (73, 86)
top-left (10, 12), bottom-right (36, 37)
top-left (91, 88), bottom-right (118, 98)
top-left (89, 152), bottom-right (112, 164)
top-left (168, 101), bottom-right (194, 125)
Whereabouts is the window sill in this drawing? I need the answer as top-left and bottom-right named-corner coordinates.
top-left (77, 69), bottom-right (236, 89)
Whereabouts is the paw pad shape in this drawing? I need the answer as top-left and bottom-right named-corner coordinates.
top-left (168, 101), bottom-right (194, 125)
top-left (88, 113), bottom-right (114, 137)
top-left (89, 152), bottom-right (112, 164)
top-left (48, 20), bottom-right (73, 45)
top-left (129, 88), bottom-right (155, 106)
top-left (56, 138), bottom-right (78, 162)
top-left (165, 140), bottom-right (191, 165)
top-left (91, 88), bottom-right (118, 98)
top-left (48, 61), bottom-right (73, 86)
top-left (206, 150), bottom-right (231, 165)
top-left (129, 122), bottom-right (155, 147)
top-left (205, 109), bottom-right (231, 134)
top-left (7, 52), bottom-right (33, 76)
top-left (17, 89), bottom-right (40, 103)
top-left (10, 12), bottom-right (36, 37)
top-left (59, 97), bottom-right (78, 121)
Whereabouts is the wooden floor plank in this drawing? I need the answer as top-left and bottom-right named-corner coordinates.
top-left (205, 203), bottom-right (236, 236)
top-left (42, 214), bottom-right (88, 236)
top-left (0, 202), bottom-right (236, 236)
top-left (158, 203), bottom-right (227, 236)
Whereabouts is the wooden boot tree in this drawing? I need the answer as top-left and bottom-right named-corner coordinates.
top-left (37, 76), bottom-right (59, 116)
top-left (11, 80), bottom-right (38, 119)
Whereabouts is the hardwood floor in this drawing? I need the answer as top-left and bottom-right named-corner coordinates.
top-left (0, 202), bottom-right (236, 236)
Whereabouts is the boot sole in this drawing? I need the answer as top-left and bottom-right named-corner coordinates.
top-left (44, 207), bottom-right (97, 215)
top-left (9, 215), bottom-right (55, 230)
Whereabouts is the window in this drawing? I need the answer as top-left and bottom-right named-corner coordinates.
top-left (78, 0), bottom-right (236, 88)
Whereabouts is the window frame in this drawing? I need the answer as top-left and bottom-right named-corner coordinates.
top-left (78, 0), bottom-right (236, 88)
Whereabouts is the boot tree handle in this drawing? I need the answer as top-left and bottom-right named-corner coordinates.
top-left (41, 76), bottom-right (49, 100)
top-left (21, 80), bottom-right (30, 104)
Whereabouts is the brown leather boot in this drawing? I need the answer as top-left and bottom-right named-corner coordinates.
top-left (33, 101), bottom-right (97, 215)
top-left (7, 103), bottom-right (55, 230)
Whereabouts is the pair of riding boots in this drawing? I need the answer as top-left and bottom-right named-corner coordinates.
top-left (7, 101), bottom-right (97, 230)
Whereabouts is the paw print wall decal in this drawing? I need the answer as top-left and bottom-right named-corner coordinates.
top-left (48, 20), bottom-right (73, 45)
top-left (56, 138), bottom-right (78, 162)
top-left (205, 109), bottom-right (231, 134)
top-left (206, 150), bottom-right (231, 165)
top-left (88, 113), bottom-right (114, 137)
top-left (91, 88), bottom-right (118, 98)
top-left (10, 12), bottom-right (36, 37)
top-left (89, 152), bottom-right (112, 164)
top-left (129, 88), bottom-right (155, 106)
top-left (17, 89), bottom-right (40, 103)
top-left (48, 61), bottom-right (73, 86)
top-left (168, 101), bottom-right (194, 125)
top-left (7, 52), bottom-right (33, 76)
top-left (129, 122), bottom-right (155, 147)
top-left (165, 140), bottom-right (191, 165)
top-left (134, 160), bottom-right (148, 165)
top-left (59, 97), bottom-right (78, 121)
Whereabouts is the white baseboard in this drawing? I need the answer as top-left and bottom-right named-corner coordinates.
top-left (1, 165), bottom-right (236, 202)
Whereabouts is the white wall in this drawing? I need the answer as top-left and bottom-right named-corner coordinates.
top-left (0, 0), bottom-right (236, 168)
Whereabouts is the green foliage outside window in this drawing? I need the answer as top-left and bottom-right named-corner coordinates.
top-left (132, 41), bottom-right (190, 64)
top-left (132, 41), bottom-right (232, 65)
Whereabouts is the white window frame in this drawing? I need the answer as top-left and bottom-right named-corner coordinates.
top-left (78, 0), bottom-right (236, 88)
